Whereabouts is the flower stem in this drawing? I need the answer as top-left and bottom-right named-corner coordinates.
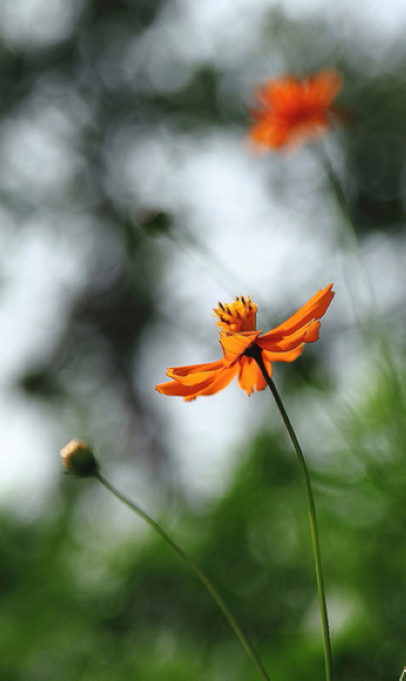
top-left (319, 142), bottom-right (357, 245)
top-left (93, 471), bottom-right (270, 681)
top-left (248, 345), bottom-right (333, 681)
top-left (320, 143), bottom-right (401, 394)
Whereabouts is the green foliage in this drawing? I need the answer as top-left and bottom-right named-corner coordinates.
top-left (1, 366), bottom-right (405, 679)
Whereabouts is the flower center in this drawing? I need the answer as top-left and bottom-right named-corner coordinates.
top-left (214, 296), bottom-right (257, 333)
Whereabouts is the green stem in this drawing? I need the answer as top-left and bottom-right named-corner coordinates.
top-left (93, 471), bottom-right (270, 681)
top-left (319, 142), bottom-right (357, 245)
top-left (247, 345), bottom-right (333, 681)
top-left (320, 142), bottom-right (401, 394)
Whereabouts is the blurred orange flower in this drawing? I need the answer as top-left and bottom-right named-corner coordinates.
top-left (249, 69), bottom-right (343, 151)
top-left (155, 285), bottom-right (334, 401)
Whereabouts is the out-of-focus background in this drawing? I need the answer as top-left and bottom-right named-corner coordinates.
top-left (0, 0), bottom-right (405, 678)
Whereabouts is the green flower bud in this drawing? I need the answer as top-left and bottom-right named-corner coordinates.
top-left (60, 439), bottom-right (98, 477)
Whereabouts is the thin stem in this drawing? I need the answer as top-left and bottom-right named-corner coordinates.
top-left (247, 345), bottom-right (333, 681)
top-left (93, 471), bottom-right (270, 681)
top-left (318, 143), bottom-right (369, 327)
top-left (320, 143), bottom-right (402, 395)
top-left (319, 142), bottom-right (357, 245)
top-left (135, 215), bottom-right (272, 317)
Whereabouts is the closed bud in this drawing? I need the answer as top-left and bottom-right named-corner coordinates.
top-left (60, 439), bottom-right (98, 477)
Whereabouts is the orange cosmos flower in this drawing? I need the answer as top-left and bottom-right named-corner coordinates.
top-left (155, 284), bottom-right (334, 401)
top-left (249, 69), bottom-right (343, 151)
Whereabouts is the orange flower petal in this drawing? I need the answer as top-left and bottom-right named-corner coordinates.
top-left (262, 344), bottom-right (305, 365)
top-left (262, 353), bottom-right (273, 380)
top-left (220, 331), bottom-right (262, 366)
top-left (250, 118), bottom-right (292, 149)
top-left (167, 360), bottom-right (224, 384)
top-left (156, 363), bottom-right (238, 401)
top-left (155, 380), bottom-right (207, 399)
top-left (184, 364), bottom-right (238, 401)
top-left (258, 320), bottom-right (321, 352)
top-left (261, 285), bottom-right (334, 341)
top-left (238, 356), bottom-right (268, 395)
top-left (307, 69), bottom-right (343, 106)
top-left (249, 70), bottom-right (344, 151)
